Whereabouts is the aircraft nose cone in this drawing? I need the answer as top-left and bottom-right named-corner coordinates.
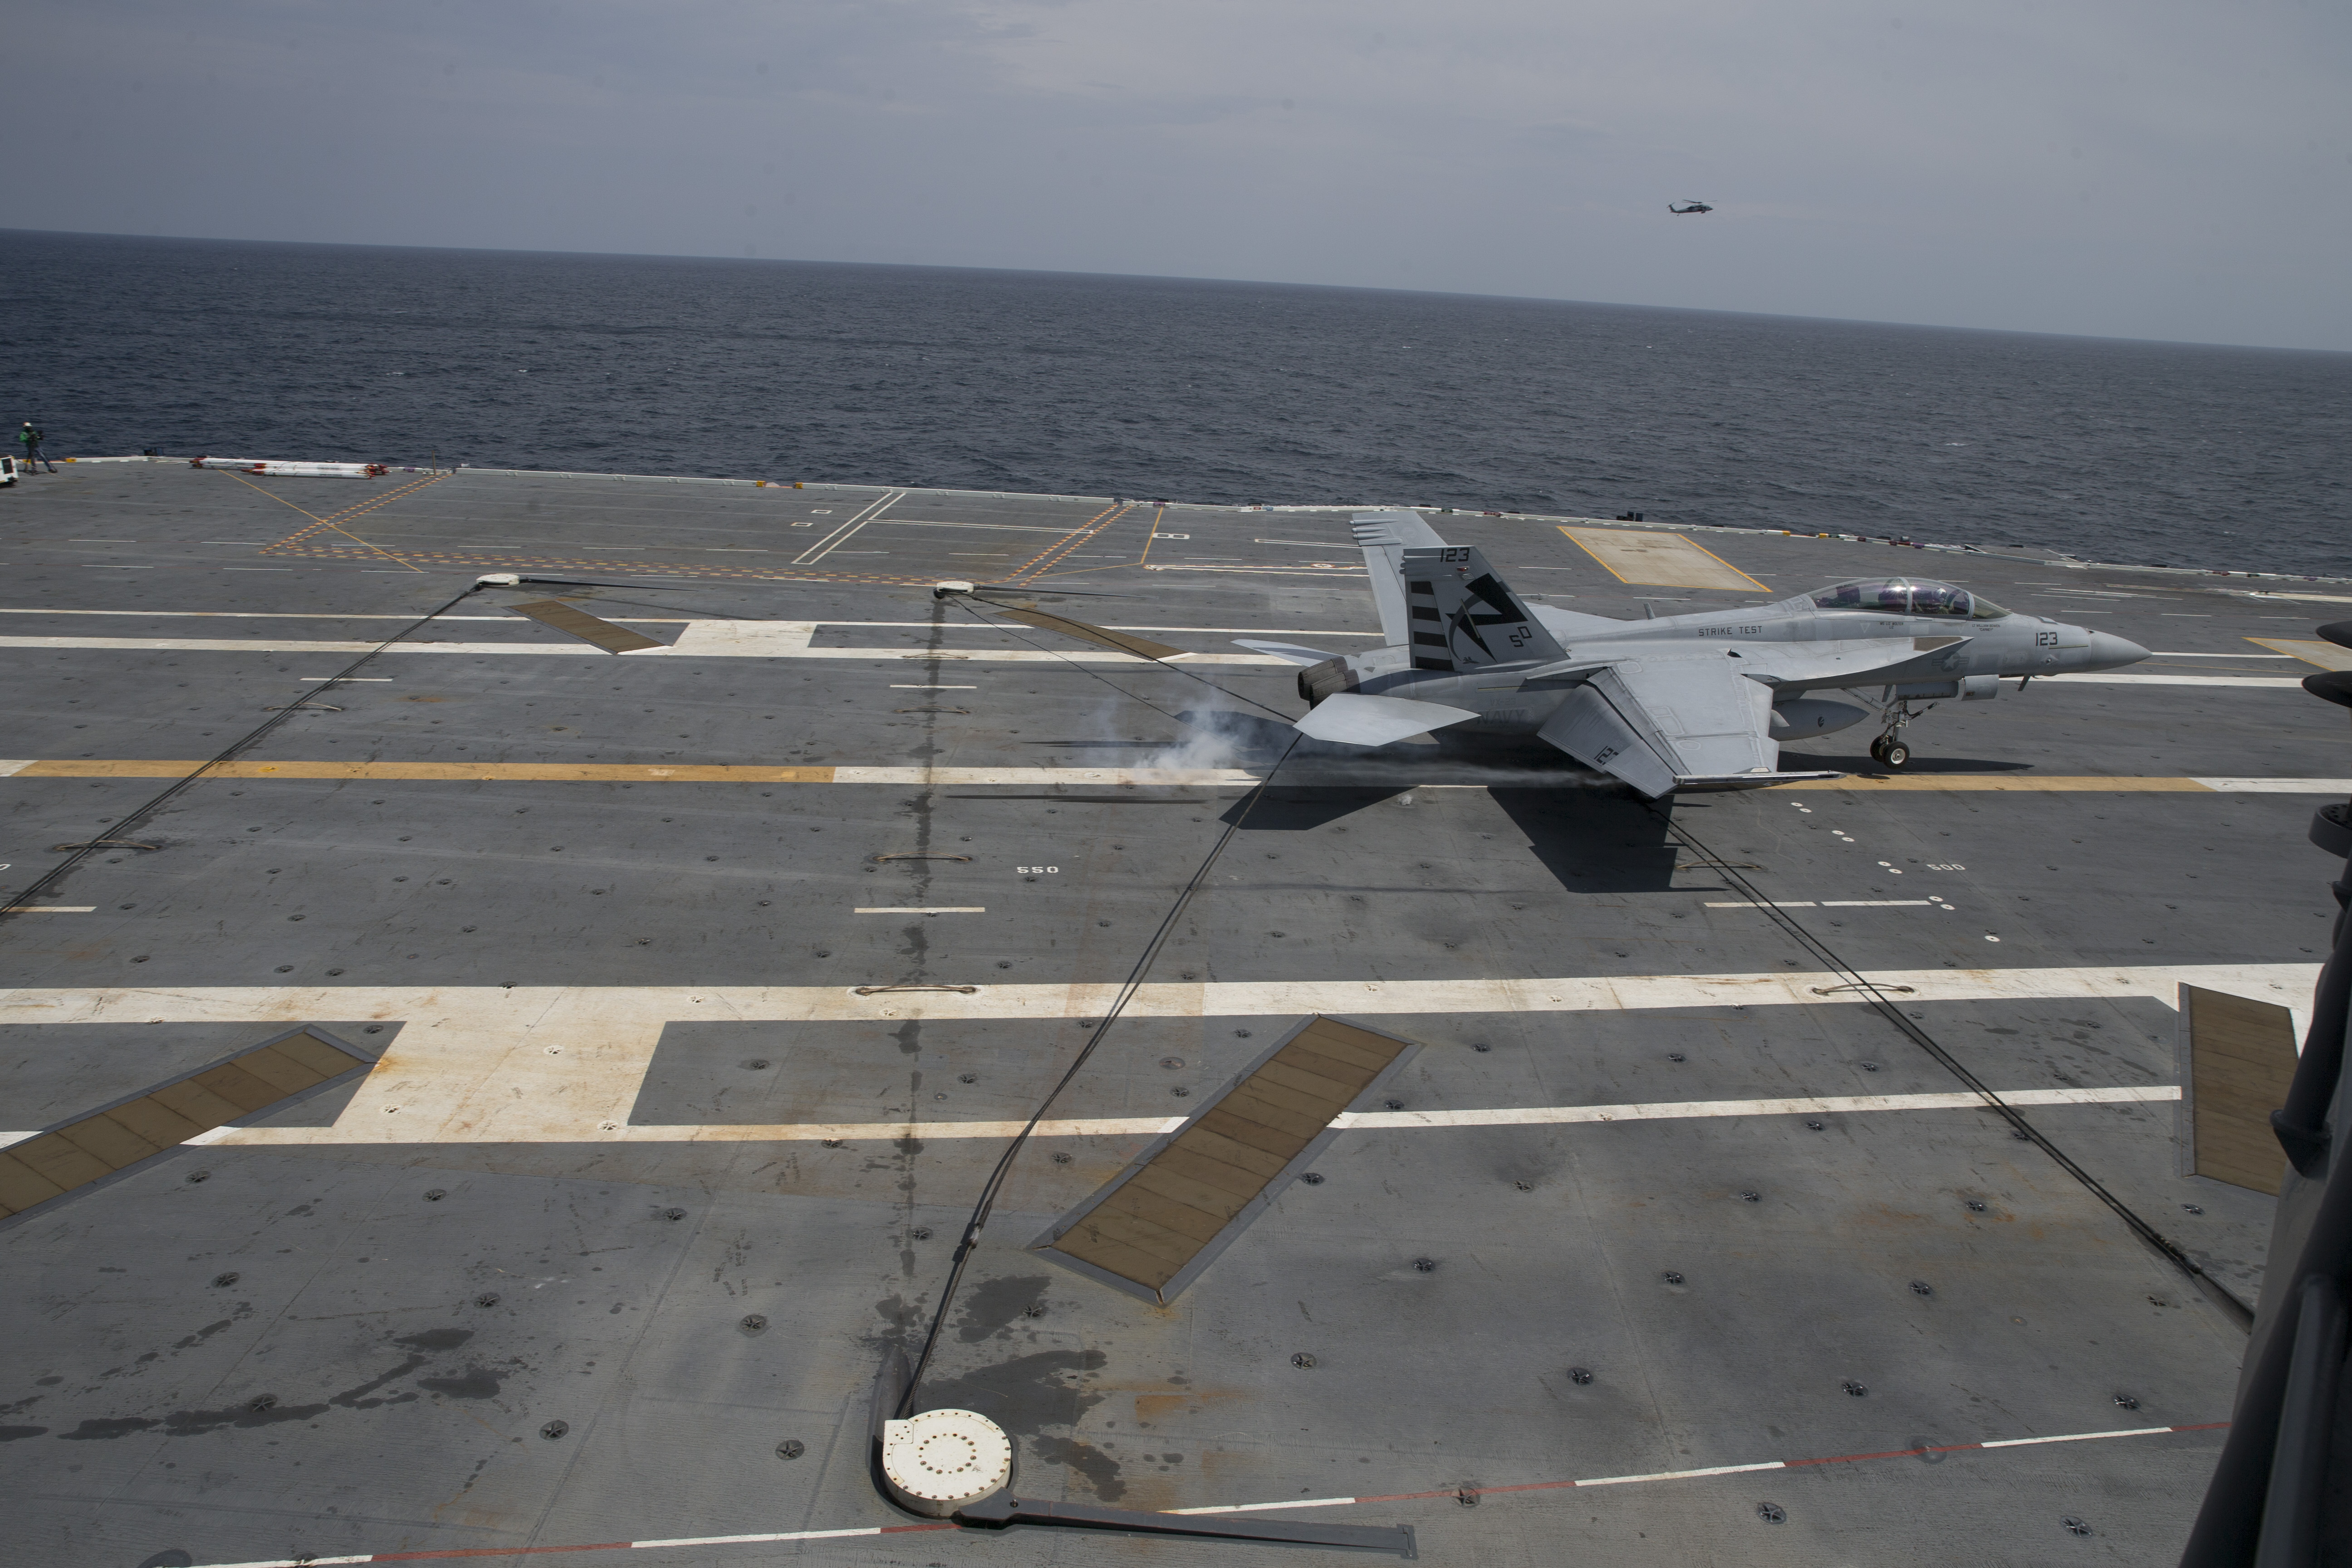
top-left (2083, 631), bottom-right (2149, 670)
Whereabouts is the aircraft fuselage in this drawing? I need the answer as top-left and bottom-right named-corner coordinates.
top-left (1304, 593), bottom-right (2147, 741)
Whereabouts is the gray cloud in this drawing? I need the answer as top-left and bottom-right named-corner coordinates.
top-left (6, 0), bottom-right (2346, 348)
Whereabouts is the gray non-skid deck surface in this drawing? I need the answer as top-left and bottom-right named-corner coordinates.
top-left (1, 462), bottom-right (2343, 1565)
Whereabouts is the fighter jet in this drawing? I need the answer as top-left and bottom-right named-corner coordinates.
top-left (1668, 200), bottom-right (1714, 214)
top-left (1221, 511), bottom-right (2148, 795)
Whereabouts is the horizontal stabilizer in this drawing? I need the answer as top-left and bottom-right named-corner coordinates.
top-left (1537, 685), bottom-right (1676, 797)
top-left (1294, 692), bottom-right (1478, 747)
top-left (1232, 639), bottom-right (1340, 666)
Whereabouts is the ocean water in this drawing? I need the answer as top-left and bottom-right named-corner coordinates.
top-left (5, 228), bottom-right (2346, 577)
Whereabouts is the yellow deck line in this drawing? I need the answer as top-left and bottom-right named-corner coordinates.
top-left (1557, 526), bottom-right (1769, 591)
top-left (2249, 637), bottom-right (2352, 671)
top-left (5, 760), bottom-right (845, 782)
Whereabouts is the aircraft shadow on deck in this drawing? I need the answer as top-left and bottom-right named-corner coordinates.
top-left (1218, 785), bottom-right (1415, 831)
top-left (1489, 789), bottom-right (1686, 894)
top-left (1781, 750), bottom-right (2035, 775)
top-left (1215, 784), bottom-right (1685, 889)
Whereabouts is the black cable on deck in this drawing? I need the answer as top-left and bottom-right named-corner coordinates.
top-left (0, 584), bottom-right (488, 933)
top-left (895, 601), bottom-right (1308, 1414)
top-left (1655, 801), bottom-right (2255, 1330)
top-left (945, 595), bottom-right (1300, 726)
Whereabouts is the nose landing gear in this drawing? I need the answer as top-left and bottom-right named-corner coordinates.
top-left (1867, 700), bottom-right (1926, 769)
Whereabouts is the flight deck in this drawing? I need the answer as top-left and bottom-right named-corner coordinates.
top-left (2, 459), bottom-right (2347, 1566)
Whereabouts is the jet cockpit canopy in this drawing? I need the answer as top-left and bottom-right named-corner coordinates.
top-left (1808, 578), bottom-right (2009, 619)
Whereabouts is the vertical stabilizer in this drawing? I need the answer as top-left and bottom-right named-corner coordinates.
top-left (1396, 544), bottom-right (1565, 671)
top-left (1350, 510), bottom-right (1448, 647)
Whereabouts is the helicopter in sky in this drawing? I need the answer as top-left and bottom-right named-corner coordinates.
top-left (1668, 199), bottom-right (1714, 214)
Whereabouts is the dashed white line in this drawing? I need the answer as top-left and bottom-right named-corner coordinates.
top-left (170, 1418), bottom-right (2226, 1567)
top-left (852, 906), bottom-right (986, 915)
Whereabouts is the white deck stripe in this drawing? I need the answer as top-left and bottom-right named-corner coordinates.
top-left (3, 756), bottom-right (2341, 792)
top-left (1705, 900), bottom-right (1938, 908)
top-left (2, 965), bottom-right (2308, 1027)
top-left (0, 609), bottom-right (1377, 635)
top-left (0, 630), bottom-right (2317, 681)
top-left (1980, 1426), bottom-right (2176, 1447)
top-left (1169, 1496), bottom-right (1366, 1515)
top-left (1335, 1084), bottom-right (2177, 1130)
top-left (630, 1528), bottom-right (886, 1546)
top-left (199, 1084), bottom-right (2181, 1147)
top-left (791, 488), bottom-right (904, 565)
top-left (3, 966), bottom-right (2301, 1151)
top-left (1571, 1461), bottom-right (1789, 1488)
top-left (0, 634), bottom-right (1289, 665)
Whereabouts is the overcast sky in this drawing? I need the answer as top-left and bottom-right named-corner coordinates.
top-left (11, 0), bottom-right (2347, 349)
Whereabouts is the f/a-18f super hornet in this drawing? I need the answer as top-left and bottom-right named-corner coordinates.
top-left (944, 511), bottom-right (2145, 795)
top-left (1210, 511), bottom-right (2147, 793)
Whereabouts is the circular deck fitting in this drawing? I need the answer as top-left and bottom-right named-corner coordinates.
top-left (879, 1408), bottom-right (1014, 1518)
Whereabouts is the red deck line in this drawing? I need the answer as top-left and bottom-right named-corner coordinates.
top-left (372, 1546), bottom-right (635, 1562)
top-left (186, 1420), bottom-right (2226, 1568)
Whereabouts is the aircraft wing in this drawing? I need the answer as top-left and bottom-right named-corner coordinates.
top-left (1734, 635), bottom-right (1971, 687)
top-left (1527, 602), bottom-right (1632, 640)
top-left (1294, 692), bottom-right (1479, 746)
top-left (1537, 658), bottom-right (1836, 798)
top-left (1351, 510), bottom-right (1448, 646)
top-left (1232, 639), bottom-right (1340, 666)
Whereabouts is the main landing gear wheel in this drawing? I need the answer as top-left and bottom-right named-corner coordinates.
top-left (1870, 737), bottom-right (1911, 768)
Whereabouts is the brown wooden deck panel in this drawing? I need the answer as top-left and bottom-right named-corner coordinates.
top-left (1196, 1106), bottom-right (1298, 1159)
top-left (506, 599), bottom-right (667, 653)
top-left (2184, 985), bottom-right (2299, 1196)
top-left (1099, 1184), bottom-right (1229, 1245)
top-left (0, 1030), bottom-right (371, 1215)
top-left (1042, 1017), bottom-right (1416, 1301)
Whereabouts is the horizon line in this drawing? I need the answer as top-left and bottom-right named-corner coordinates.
top-left (5, 223), bottom-right (2344, 360)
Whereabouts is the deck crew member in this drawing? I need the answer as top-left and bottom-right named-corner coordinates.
top-left (18, 422), bottom-right (55, 472)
